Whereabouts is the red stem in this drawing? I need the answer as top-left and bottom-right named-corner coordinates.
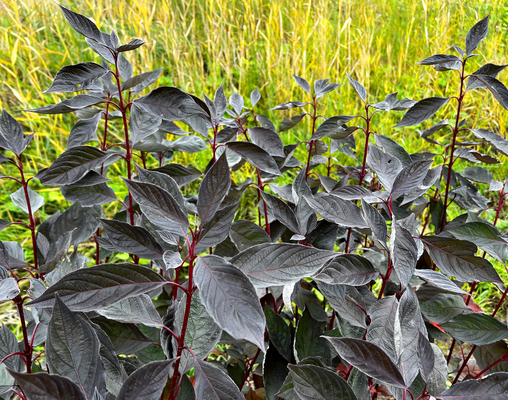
top-left (304, 96), bottom-right (318, 180)
top-left (441, 61), bottom-right (466, 230)
top-left (14, 295), bottom-right (31, 373)
top-left (113, 56), bottom-right (135, 227)
top-left (17, 155), bottom-right (38, 271)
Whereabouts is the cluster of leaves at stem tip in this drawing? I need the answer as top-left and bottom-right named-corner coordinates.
top-left (2, 6), bottom-right (508, 400)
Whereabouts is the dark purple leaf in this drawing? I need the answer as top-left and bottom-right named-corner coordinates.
top-left (437, 372), bottom-right (508, 399)
top-left (195, 255), bottom-right (265, 350)
top-left (465, 15), bottom-right (489, 55)
top-left (117, 360), bottom-right (175, 400)
top-left (440, 314), bottom-right (508, 346)
top-left (313, 254), bottom-right (378, 286)
top-left (303, 194), bottom-right (368, 228)
top-left (45, 62), bottom-right (109, 93)
top-left (394, 97), bottom-right (450, 127)
top-left (28, 263), bottom-right (166, 311)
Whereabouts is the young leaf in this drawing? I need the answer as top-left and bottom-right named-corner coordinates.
top-left (194, 255), bottom-right (265, 350)
top-left (194, 358), bottom-right (244, 400)
top-left (311, 116), bottom-right (358, 140)
top-left (314, 78), bottom-right (341, 99)
top-left (229, 92), bottom-right (244, 115)
top-left (270, 101), bottom-right (308, 111)
top-left (28, 263), bottom-right (166, 311)
top-left (7, 370), bottom-right (87, 400)
top-left (226, 142), bottom-right (281, 176)
top-left (123, 179), bottom-right (189, 236)
top-left (39, 146), bottom-right (111, 186)
top-left (117, 360), bottom-right (175, 400)
top-left (422, 237), bottom-right (504, 286)
top-left (250, 87), bottom-right (261, 107)
top-left (292, 74), bottom-right (311, 94)
top-left (98, 219), bottom-right (164, 260)
top-left (394, 97), bottom-right (450, 127)
top-left (439, 314), bottom-right (508, 346)
top-left (465, 15), bottom-right (489, 55)
top-left (129, 104), bottom-right (162, 145)
top-left (46, 294), bottom-right (105, 399)
top-left (197, 153), bottom-right (231, 225)
top-left (58, 4), bottom-right (103, 42)
top-left (324, 337), bottom-right (406, 388)
top-left (45, 62), bottom-right (109, 93)
top-left (313, 254), bottom-right (378, 286)
top-left (0, 323), bottom-right (22, 372)
top-left (303, 194), bottom-right (368, 228)
top-left (437, 372), bottom-right (508, 399)
top-left (279, 113), bottom-right (306, 132)
top-left (10, 186), bottom-right (45, 214)
top-left (288, 364), bottom-right (357, 400)
top-left (346, 72), bottom-right (367, 102)
top-left (231, 243), bottom-right (335, 288)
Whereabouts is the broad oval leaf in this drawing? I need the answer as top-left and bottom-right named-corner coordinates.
top-left (124, 178), bottom-right (189, 236)
top-left (7, 369), bottom-right (87, 400)
top-left (260, 191), bottom-right (301, 234)
top-left (0, 109), bottom-right (33, 156)
top-left (229, 219), bottom-right (271, 252)
top-left (96, 294), bottom-right (163, 327)
top-left (134, 86), bottom-right (208, 121)
top-left (394, 97), bottom-right (450, 128)
top-left (248, 127), bottom-right (285, 157)
top-left (117, 360), bottom-right (175, 400)
top-left (27, 94), bottom-right (105, 114)
top-left (195, 255), bottom-right (265, 350)
top-left (366, 296), bottom-right (399, 362)
top-left (194, 358), bottom-right (244, 400)
top-left (67, 113), bottom-right (102, 149)
top-left (303, 194), bottom-right (368, 228)
top-left (422, 237), bottom-right (504, 287)
top-left (265, 306), bottom-right (292, 362)
top-left (366, 145), bottom-right (402, 192)
top-left (313, 254), bottom-right (378, 286)
top-left (28, 263), bottom-right (166, 311)
top-left (413, 269), bottom-right (469, 295)
top-left (390, 160), bottom-right (433, 198)
top-left (324, 337), bottom-right (406, 388)
top-left (469, 128), bottom-right (508, 157)
top-left (226, 141), bottom-right (281, 176)
top-left (45, 62), bottom-right (109, 93)
top-left (99, 218), bottom-right (164, 260)
top-left (46, 295), bottom-right (105, 399)
top-left (437, 372), bottom-right (508, 399)
top-left (439, 314), bottom-right (508, 346)
top-left (346, 72), bottom-right (367, 102)
top-left (231, 243), bottom-right (335, 288)
top-left (288, 364), bottom-right (357, 400)
top-left (195, 204), bottom-right (238, 253)
top-left (39, 146), bottom-right (111, 186)
top-left (417, 54), bottom-right (462, 66)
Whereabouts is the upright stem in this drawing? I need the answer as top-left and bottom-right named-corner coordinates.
top-left (113, 55), bottom-right (135, 226)
top-left (168, 242), bottom-right (196, 400)
top-left (14, 295), bottom-right (31, 373)
top-left (441, 61), bottom-right (466, 230)
top-left (17, 155), bottom-right (37, 270)
top-left (304, 96), bottom-right (318, 180)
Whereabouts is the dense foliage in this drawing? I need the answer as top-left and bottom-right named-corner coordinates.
top-left (1, 5), bottom-right (508, 400)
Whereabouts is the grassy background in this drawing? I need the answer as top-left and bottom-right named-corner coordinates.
top-left (1, 0), bottom-right (508, 319)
